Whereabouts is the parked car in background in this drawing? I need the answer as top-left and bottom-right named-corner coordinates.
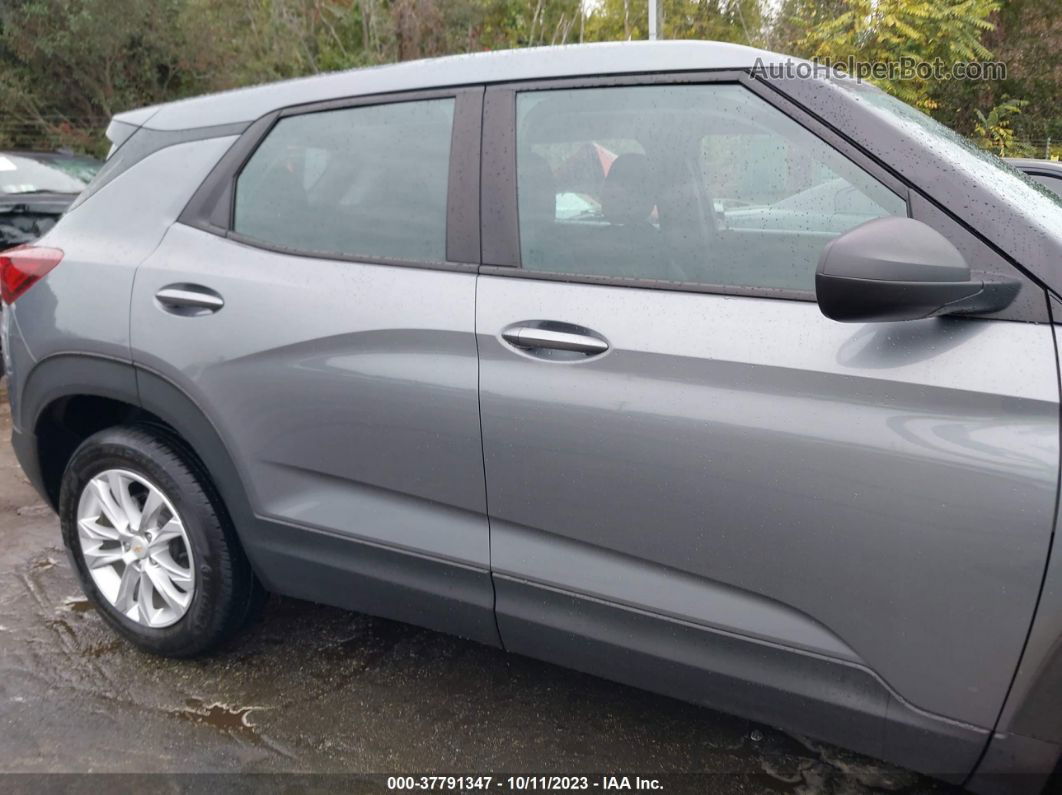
top-left (0, 150), bottom-right (102, 376)
top-left (5, 41), bottom-right (1062, 792)
top-left (540, 147), bottom-right (1062, 242)
top-left (1009, 157), bottom-right (1062, 198)
top-left (0, 151), bottom-right (102, 247)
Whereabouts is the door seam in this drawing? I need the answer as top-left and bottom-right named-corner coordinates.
top-left (474, 85), bottom-right (506, 651)
top-left (965, 295), bottom-right (1062, 785)
top-left (474, 274), bottom-right (505, 652)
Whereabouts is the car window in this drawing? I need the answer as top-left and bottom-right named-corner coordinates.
top-left (1029, 173), bottom-right (1062, 199)
top-left (29, 155), bottom-right (102, 185)
top-left (234, 97), bottom-right (455, 263)
top-left (0, 153), bottom-right (88, 194)
top-left (515, 85), bottom-right (906, 291)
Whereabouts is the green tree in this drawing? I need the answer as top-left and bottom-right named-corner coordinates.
top-left (932, 0), bottom-right (1062, 152)
top-left (973, 97), bottom-right (1030, 155)
top-left (584, 0), bottom-right (764, 45)
top-left (780, 0), bottom-right (1000, 108)
top-left (0, 0), bottom-right (197, 151)
top-left (662, 0), bottom-right (766, 45)
top-left (1, 0), bottom-right (1055, 158)
top-left (471, 0), bottom-right (579, 49)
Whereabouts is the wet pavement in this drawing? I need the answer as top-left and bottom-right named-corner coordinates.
top-left (0, 390), bottom-right (952, 793)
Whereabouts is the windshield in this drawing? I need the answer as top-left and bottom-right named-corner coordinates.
top-left (34, 156), bottom-right (102, 185)
top-left (0, 153), bottom-right (91, 195)
top-left (832, 78), bottom-right (1062, 225)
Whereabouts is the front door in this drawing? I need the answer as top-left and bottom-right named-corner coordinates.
top-left (476, 79), bottom-right (1058, 768)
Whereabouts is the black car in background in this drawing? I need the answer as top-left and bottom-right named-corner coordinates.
top-left (1, 150), bottom-right (102, 376)
top-left (0, 151), bottom-right (102, 248)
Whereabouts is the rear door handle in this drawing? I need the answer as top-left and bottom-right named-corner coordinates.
top-left (155, 284), bottom-right (224, 315)
top-left (501, 325), bottom-right (609, 355)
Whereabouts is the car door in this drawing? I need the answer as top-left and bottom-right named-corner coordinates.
top-left (476, 78), bottom-right (1059, 773)
top-left (131, 88), bottom-right (500, 646)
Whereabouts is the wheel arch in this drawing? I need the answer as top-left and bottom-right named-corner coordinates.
top-left (22, 355), bottom-right (262, 577)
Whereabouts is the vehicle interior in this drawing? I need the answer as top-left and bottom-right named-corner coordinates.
top-left (516, 84), bottom-right (905, 291)
top-left (234, 98), bottom-right (455, 262)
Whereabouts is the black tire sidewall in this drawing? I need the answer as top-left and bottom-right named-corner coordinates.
top-left (59, 428), bottom-right (236, 656)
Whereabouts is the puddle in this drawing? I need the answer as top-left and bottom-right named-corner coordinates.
top-left (81, 638), bottom-right (124, 658)
top-left (61, 595), bottom-right (95, 615)
top-left (760, 758), bottom-right (806, 786)
top-left (786, 734), bottom-right (916, 791)
top-left (175, 698), bottom-right (260, 736)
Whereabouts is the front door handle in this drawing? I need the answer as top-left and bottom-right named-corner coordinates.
top-left (155, 284), bottom-right (224, 315)
top-left (501, 324), bottom-right (609, 355)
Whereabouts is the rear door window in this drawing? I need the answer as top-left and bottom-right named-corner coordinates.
top-left (235, 98), bottom-right (455, 263)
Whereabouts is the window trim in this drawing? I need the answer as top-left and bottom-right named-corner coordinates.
top-left (179, 86), bottom-right (483, 272)
top-left (480, 70), bottom-right (912, 301)
top-left (478, 264), bottom-right (815, 302)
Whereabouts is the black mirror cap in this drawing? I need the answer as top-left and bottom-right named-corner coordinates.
top-left (819, 216), bottom-right (971, 284)
top-left (816, 217), bottom-right (1021, 323)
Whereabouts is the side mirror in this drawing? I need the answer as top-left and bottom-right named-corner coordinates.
top-left (815, 217), bottom-right (1020, 322)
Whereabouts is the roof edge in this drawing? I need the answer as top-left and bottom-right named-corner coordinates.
top-left (114, 40), bottom-right (793, 133)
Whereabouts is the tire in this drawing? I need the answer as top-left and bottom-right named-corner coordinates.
top-left (59, 425), bottom-right (263, 657)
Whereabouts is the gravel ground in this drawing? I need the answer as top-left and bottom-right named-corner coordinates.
top-left (0, 387), bottom-right (954, 794)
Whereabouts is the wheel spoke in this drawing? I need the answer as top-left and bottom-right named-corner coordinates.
top-left (138, 489), bottom-right (165, 533)
top-left (148, 519), bottom-right (185, 551)
top-left (83, 543), bottom-right (124, 570)
top-left (108, 471), bottom-right (142, 532)
top-left (137, 568), bottom-right (154, 624)
top-left (151, 549), bottom-right (193, 586)
top-left (78, 517), bottom-right (120, 542)
top-left (145, 563), bottom-right (191, 613)
top-left (113, 562), bottom-right (139, 613)
top-left (90, 479), bottom-right (127, 533)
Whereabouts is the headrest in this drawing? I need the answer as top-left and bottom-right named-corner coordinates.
top-left (519, 152), bottom-right (557, 225)
top-left (601, 153), bottom-right (655, 226)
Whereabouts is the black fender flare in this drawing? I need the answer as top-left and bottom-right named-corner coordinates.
top-left (19, 354), bottom-right (261, 572)
top-left (20, 353), bottom-right (138, 434)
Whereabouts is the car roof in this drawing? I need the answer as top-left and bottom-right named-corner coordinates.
top-left (114, 40), bottom-right (791, 132)
top-left (1007, 158), bottom-right (1062, 176)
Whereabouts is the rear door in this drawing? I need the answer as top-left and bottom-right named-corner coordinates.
top-left (476, 76), bottom-right (1058, 769)
top-left (131, 88), bottom-right (499, 645)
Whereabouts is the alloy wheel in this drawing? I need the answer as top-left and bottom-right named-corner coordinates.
top-left (75, 468), bottom-right (195, 628)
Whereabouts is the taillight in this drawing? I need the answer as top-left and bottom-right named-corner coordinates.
top-left (0, 246), bottom-right (64, 304)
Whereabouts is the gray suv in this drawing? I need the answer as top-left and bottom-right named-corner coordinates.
top-left (3, 41), bottom-right (1062, 791)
